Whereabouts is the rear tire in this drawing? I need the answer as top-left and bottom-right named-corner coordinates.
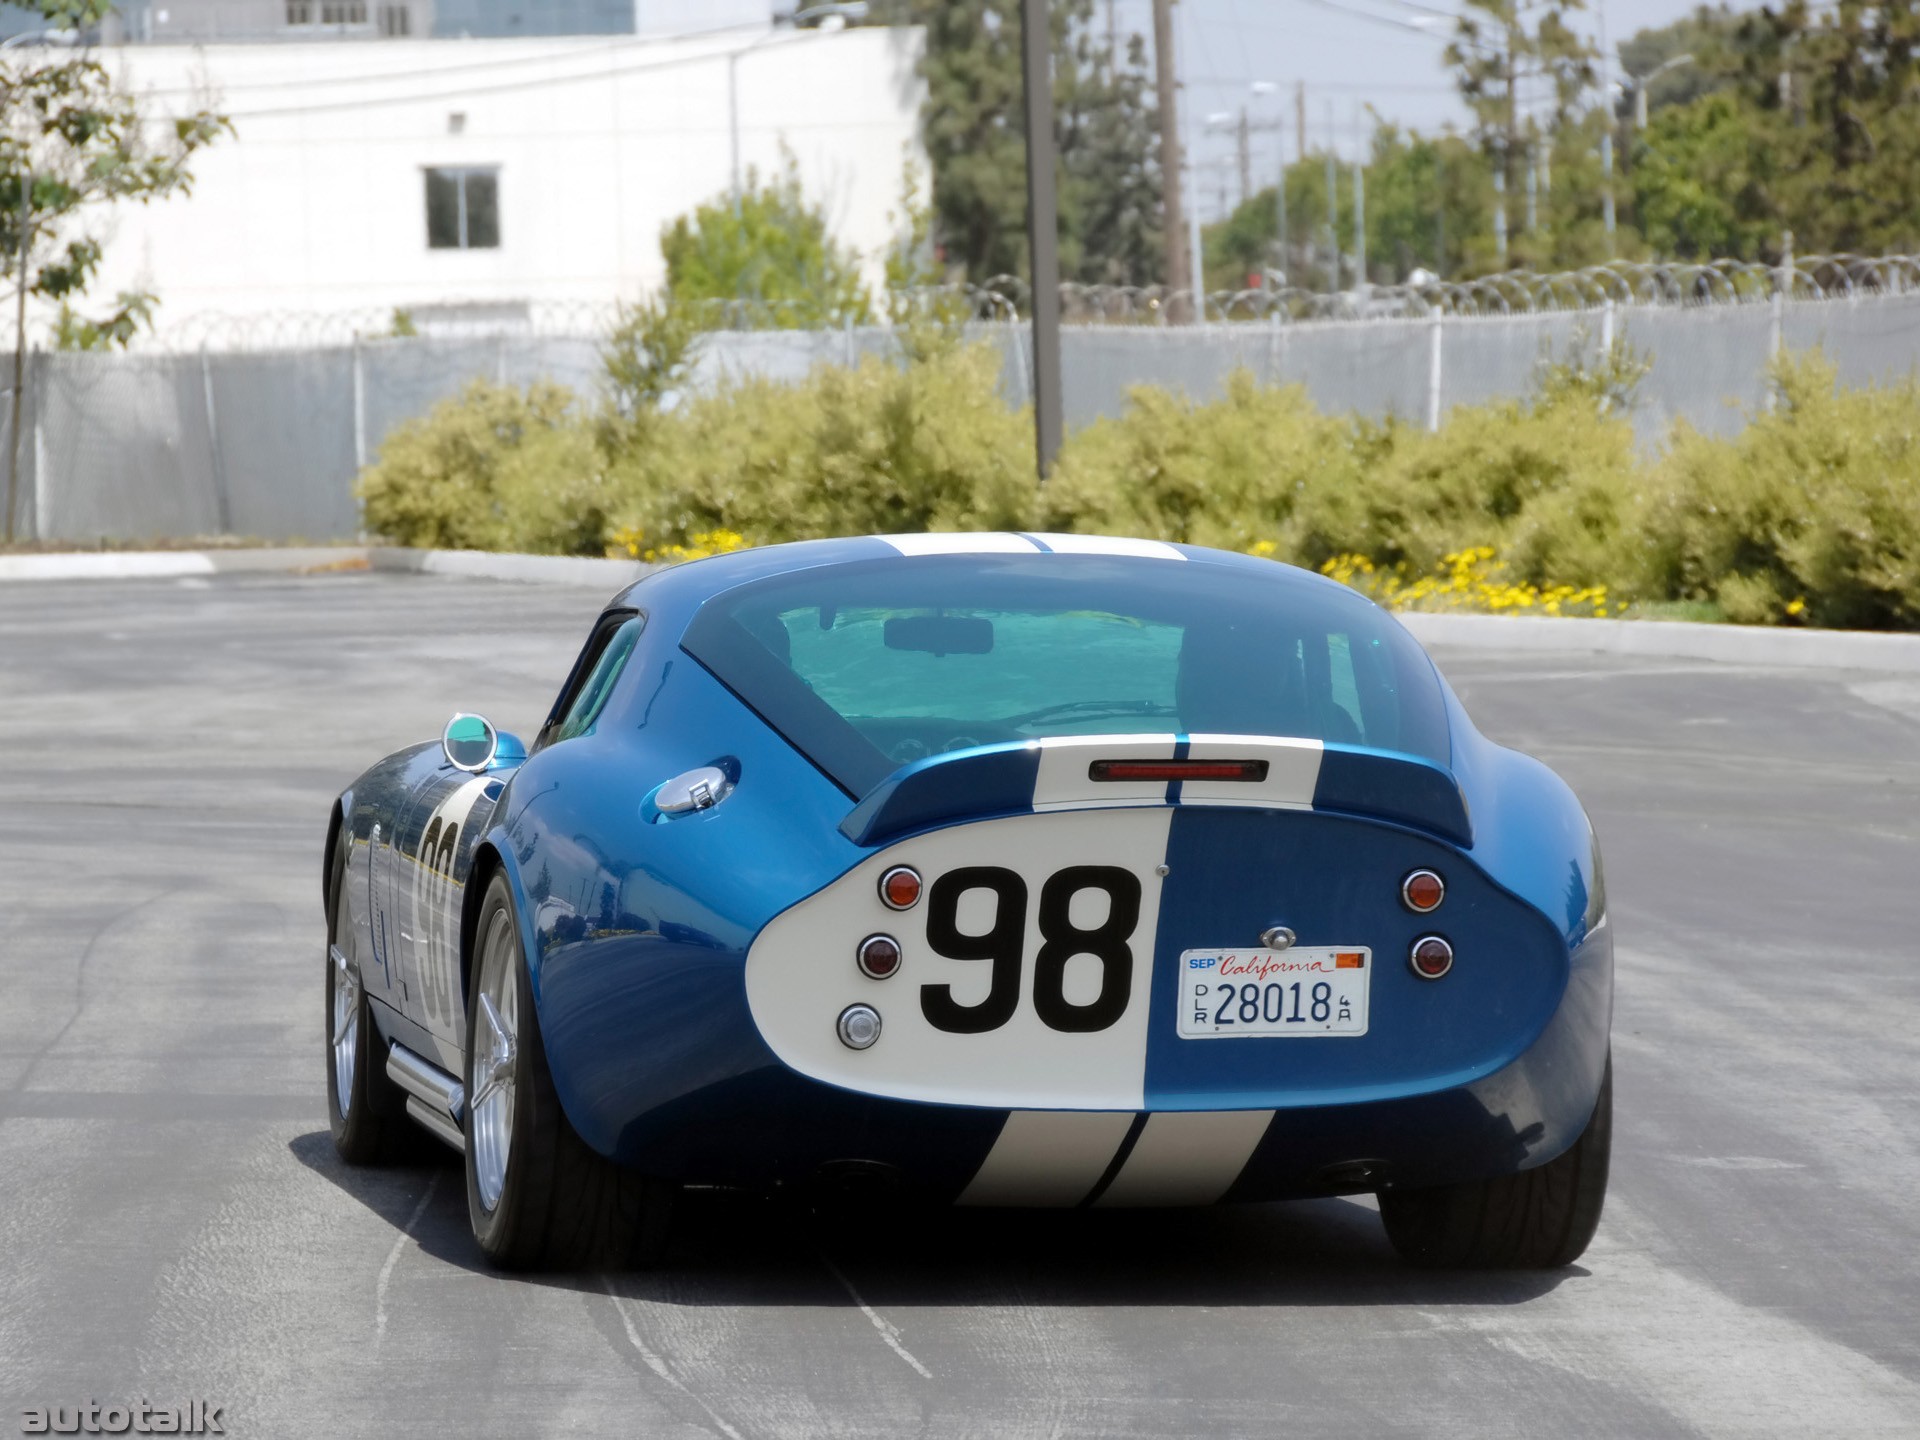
top-left (1379, 1056), bottom-right (1612, 1269)
top-left (463, 872), bottom-right (675, 1270)
top-left (326, 828), bottom-right (405, 1164)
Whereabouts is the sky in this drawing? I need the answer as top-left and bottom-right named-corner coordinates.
top-left (1108, 0), bottom-right (1724, 219)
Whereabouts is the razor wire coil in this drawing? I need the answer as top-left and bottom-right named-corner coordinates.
top-left (115, 253), bottom-right (1920, 352)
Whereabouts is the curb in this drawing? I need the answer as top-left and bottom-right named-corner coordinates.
top-left (7, 544), bottom-right (1920, 674)
top-left (0, 547), bottom-right (367, 582)
top-left (1396, 610), bottom-right (1920, 672)
top-left (367, 547), bottom-right (657, 588)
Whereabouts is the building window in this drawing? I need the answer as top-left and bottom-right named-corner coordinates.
top-left (425, 168), bottom-right (501, 250)
top-left (285, 0), bottom-right (312, 23)
top-left (320, 1), bottom-right (367, 23)
top-left (378, 3), bottom-right (409, 35)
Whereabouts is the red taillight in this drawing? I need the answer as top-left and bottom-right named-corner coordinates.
top-left (1409, 935), bottom-right (1454, 980)
top-left (878, 866), bottom-right (922, 910)
top-left (857, 934), bottom-right (902, 979)
top-left (1089, 759), bottom-right (1271, 782)
top-left (1402, 869), bottom-right (1445, 913)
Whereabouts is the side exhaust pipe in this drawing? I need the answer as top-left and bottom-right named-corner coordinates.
top-left (387, 1043), bottom-right (466, 1153)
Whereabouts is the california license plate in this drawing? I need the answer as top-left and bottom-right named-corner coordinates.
top-left (1177, 947), bottom-right (1371, 1038)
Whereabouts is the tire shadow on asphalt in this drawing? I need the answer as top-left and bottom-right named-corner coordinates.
top-left (288, 1129), bottom-right (1584, 1311)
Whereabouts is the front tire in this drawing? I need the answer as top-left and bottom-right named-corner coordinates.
top-left (326, 829), bottom-right (404, 1163)
top-left (1379, 1057), bottom-right (1612, 1269)
top-left (463, 872), bottom-right (674, 1270)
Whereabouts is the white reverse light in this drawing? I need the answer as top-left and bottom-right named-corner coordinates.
top-left (837, 1004), bottom-right (882, 1050)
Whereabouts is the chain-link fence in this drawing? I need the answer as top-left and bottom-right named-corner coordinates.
top-left (6, 258), bottom-right (1920, 543)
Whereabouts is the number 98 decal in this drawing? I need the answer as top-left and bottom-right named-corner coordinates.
top-left (921, 865), bottom-right (1142, 1035)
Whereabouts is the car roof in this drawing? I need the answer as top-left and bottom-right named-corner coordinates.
top-left (612, 533), bottom-right (1368, 615)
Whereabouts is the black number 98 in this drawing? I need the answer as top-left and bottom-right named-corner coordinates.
top-left (920, 865), bottom-right (1141, 1035)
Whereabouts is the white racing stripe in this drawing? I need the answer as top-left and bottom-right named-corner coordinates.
top-left (957, 1111), bottom-right (1136, 1207)
top-left (1093, 1111), bottom-right (1275, 1207)
top-left (1023, 533), bottom-right (1187, 561)
top-left (1032, 734), bottom-right (1180, 810)
top-left (881, 532), bottom-right (1040, 556)
top-left (1181, 735), bottom-right (1324, 809)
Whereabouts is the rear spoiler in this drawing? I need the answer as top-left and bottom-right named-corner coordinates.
top-left (839, 736), bottom-right (1471, 849)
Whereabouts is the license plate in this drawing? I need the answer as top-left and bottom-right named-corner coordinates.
top-left (1177, 947), bottom-right (1371, 1038)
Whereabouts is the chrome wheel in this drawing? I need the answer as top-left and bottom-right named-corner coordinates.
top-left (330, 943), bottom-right (358, 1115)
top-left (469, 909), bottom-right (519, 1213)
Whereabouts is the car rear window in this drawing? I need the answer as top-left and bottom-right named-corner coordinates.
top-left (682, 554), bottom-right (1449, 796)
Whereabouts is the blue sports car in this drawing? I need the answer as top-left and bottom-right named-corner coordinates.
top-left (324, 534), bottom-right (1612, 1270)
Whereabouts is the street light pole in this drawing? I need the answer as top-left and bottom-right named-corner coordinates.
top-left (1019, 0), bottom-right (1063, 478)
top-left (6, 174), bottom-right (29, 546)
top-left (1183, 1), bottom-right (1204, 314)
top-left (730, 3), bottom-right (868, 207)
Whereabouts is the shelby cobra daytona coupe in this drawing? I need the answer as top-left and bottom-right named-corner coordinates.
top-left (325, 534), bottom-right (1611, 1269)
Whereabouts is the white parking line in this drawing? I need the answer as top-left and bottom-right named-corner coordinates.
top-left (374, 1171), bottom-right (440, 1343)
top-left (820, 1253), bottom-right (934, 1380)
top-left (1426, 1199), bottom-right (1920, 1438)
top-left (601, 1276), bottom-right (749, 1440)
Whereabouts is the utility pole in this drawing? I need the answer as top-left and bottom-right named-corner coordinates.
top-left (1353, 139), bottom-right (1367, 288)
top-left (1493, 161), bottom-right (1508, 266)
top-left (1597, 0), bottom-right (1616, 255)
top-left (1295, 81), bottom-right (1306, 163)
top-left (1236, 108), bottom-right (1252, 206)
top-left (1020, 0), bottom-right (1063, 477)
top-left (1525, 141), bottom-right (1537, 233)
top-left (1275, 126), bottom-right (1288, 281)
top-left (1152, 0), bottom-right (1190, 320)
top-left (1324, 102), bottom-right (1338, 290)
top-left (1492, 4), bottom-right (1517, 267)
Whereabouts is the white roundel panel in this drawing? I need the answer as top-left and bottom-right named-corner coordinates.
top-left (744, 809), bottom-right (1174, 1111)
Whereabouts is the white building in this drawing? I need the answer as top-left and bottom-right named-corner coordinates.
top-left (82, 21), bottom-right (925, 336)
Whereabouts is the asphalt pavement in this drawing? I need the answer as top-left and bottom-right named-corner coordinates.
top-left (2, 571), bottom-right (1917, 1439)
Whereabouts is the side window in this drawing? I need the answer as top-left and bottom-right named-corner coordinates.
top-left (540, 613), bottom-right (644, 749)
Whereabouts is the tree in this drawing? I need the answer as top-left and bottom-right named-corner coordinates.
top-left (3, 0), bottom-right (228, 540)
top-left (1629, 0), bottom-right (1920, 258)
top-left (870, 1), bottom-right (1162, 287)
top-left (658, 158), bottom-right (871, 327)
top-left (1447, 0), bottom-right (1599, 267)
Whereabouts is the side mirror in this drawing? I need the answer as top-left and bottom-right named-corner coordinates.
top-left (441, 713), bottom-right (498, 773)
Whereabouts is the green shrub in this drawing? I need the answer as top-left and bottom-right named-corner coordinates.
top-left (611, 340), bottom-right (1035, 547)
top-left (1368, 377), bottom-right (1644, 588)
top-left (1042, 351), bottom-right (1643, 594)
top-left (1041, 373), bottom-right (1377, 563)
top-left (1642, 351), bottom-right (1920, 629)
top-left (356, 380), bottom-right (609, 555)
top-left (350, 340), bottom-right (1920, 632)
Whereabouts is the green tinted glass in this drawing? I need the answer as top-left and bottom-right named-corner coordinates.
top-left (553, 616), bottom-right (644, 743)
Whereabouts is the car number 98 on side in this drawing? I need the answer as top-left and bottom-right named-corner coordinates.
top-left (1178, 948), bottom-right (1372, 1039)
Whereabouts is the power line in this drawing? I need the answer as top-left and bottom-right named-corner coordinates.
top-left (221, 29), bottom-right (832, 119)
top-left (124, 24), bottom-right (767, 99)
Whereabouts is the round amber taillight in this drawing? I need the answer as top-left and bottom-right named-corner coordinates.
top-left (1402, 869), bottom-right (1445, 914)
top-left (878, 866), bottom-right (922, 910)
